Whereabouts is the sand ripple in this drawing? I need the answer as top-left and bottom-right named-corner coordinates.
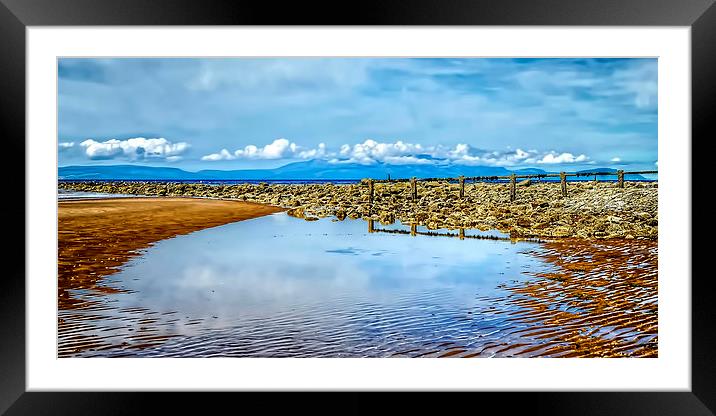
top-left (59, 238), bottom-right (656, 358)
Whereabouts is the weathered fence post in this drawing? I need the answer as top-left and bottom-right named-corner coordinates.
top-left (411, 177), bottom-right (417, 201)
top-left (459, 176), bottom-right (465, 198)
top-left (368, 179), bottom-right (374, 205)
top-left (509, 174), bottom-right (516, 202)
top-left (617, 170), bottom-right (624, 188)
top-left (560, 172), bottom-right (567, 197)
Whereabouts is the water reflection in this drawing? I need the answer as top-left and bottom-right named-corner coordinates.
top-left (60, 213), bottom-right (556, 357)
top-left (57, 188), bottom-right (139, 200)
top-left (366, 219), bottom-right (523, 241)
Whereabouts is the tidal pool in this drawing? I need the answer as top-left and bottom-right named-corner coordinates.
top-left (59, 212), bottom-right (558, 357)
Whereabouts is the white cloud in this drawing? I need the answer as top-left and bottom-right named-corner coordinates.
top-left (611, 157), bottom-right (621, 162)
top-left (442, 144), bottom-right (589, 167)
top-left (382, 156), bottom-right (433, 165)
top-left (297, 143), bottom-right (327, 159)
top-left (58, 142), bottom-right (77, 155)
top-left (450, 147), bottom-right (542, 167)
top-left (202, 138), bottom-right (301, 161)
top-left (203, 138), bottom-right (590, 167)
top-left (201, 149), bottom-right (235, 161)
top-left (234, 139), bottom-right (296, 159)
top-left (235, 138), bottom-right (297, 159)
top-left (202, 138), bottom-right (328, 161)
top-left (446, 143), bottom-right (481, 162)
top-left (79, 137), bottom-right (190, 161)
top-left (338, 139), bottom-right (426, 165)
top-left (536, 152), bottom-right (588, 164)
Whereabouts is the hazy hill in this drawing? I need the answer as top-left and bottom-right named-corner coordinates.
top-left (58, 161), bottom-right (648, 181)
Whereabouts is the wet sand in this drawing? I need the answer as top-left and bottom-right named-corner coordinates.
top-left (58, 197), bottom-right (283, 310)
top-left (487, 238), bottom-right (658, 357)
top-left (57, 197), bottom-right (657, 358)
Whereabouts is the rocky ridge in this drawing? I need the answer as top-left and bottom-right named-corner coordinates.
top-left (58, 180), bottom-right (658, 240)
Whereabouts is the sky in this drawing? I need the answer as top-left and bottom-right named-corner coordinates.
top-left (58, 58), bottom-right (657, 171)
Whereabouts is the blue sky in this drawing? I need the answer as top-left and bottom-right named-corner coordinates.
top-left (58, 58), bottom-right (657, 171)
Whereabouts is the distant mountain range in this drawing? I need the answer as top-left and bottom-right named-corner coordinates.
top-left (58, 160), bottom-right (649, 181)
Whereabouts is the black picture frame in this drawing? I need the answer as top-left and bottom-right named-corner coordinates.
top-left (2, 0), bottom-right (713, 414)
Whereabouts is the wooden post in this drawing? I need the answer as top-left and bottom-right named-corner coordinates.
top-left (459, 228), bottom-right (465, 240)
top-left (459, 176), bottom-right (465, 198)
top-left (368, 179), bottom-right (374, 205)
top-left (410, 223), bottom-right (417, 236)
top-left (368, 219), bottom-right (374, 233)
top-left (560, 172), bottom-right (567, 197)
top-left (617, 170), bottom-right (624, 188)
top-left (411, 177), bottom-right (417, 201)
top-left (509, 174), bottom-right (516, 202)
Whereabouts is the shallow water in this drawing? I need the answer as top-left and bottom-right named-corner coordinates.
top-left (59, 213), bottom-right (563, 357)
top-left (58, 188), bottom-right (141, 200)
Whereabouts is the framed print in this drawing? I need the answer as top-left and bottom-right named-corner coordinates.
top-left (2, 0), bottom-right (714, 414)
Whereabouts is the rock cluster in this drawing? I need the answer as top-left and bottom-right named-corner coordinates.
top-left (58, 180), bottom-right (658, 240)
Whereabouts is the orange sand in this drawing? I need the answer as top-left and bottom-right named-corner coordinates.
top-left (58, 197), bottom-right (283, 310)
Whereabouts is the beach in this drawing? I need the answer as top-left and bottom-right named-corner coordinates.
top-left (57, 194), bottom-right (657, 358)
top-left (58, 197), bottom-right (283, 310)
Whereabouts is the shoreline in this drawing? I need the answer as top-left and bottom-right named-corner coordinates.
top-left (57, 195), bottom-right (657, 358)
top-left (59, 180), bottom-right (658, 240)
top-left (58, 197), bottom-right (283, 310)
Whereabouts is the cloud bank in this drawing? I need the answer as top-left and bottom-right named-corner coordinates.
top-left (201, 139), bottom-right (327, 161)
top-left (60, 137), bottom-right (190, 161)
top-left (201, 139), bottom-right (590, 167)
